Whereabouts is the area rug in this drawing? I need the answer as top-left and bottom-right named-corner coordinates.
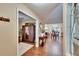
top-left (17, 42), bottom-right (34, 56)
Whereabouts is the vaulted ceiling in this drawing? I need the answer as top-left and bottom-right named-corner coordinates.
top-left (24, 3), bottom-right (63, 24)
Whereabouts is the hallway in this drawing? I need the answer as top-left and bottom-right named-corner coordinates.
top-left (18, 3), bottom-right (63, 56)
top-left (22, 35), bottom-right (63, 56)
top-left (0, 3), bottom-right (63, 56)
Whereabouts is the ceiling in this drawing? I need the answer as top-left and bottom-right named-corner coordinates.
top-left (45, 4), bottom-right (63, 24)
top-left (24, 3), bottom-right (63, 24)
top-left (19, 11), bottom-right (35, 22)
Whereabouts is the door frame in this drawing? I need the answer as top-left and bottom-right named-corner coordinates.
top-left (16, 8), bottom-right (36, 55)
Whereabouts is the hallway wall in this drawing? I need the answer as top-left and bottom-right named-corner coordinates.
top-left (0, 4), bottom-right (38, 56)
top-left (0, 4), bottom-right (17, 56)
top-left (63, 4), bottom-right (73, 55)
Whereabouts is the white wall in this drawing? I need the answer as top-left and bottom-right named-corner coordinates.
top-left (63, 4), bottom-right (75, 56)
top-left (0, 3), bottom-right (38, 56)
top-left (63, 4), bottom-right (68, 55)
top-left (35, 20), bottom-right (40, 47)
top-left (0, 4), bottom-right (17, 56)
top-left (63, 4), bottom-right (71, 55)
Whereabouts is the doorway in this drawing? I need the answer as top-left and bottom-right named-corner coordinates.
top-left (17, 10), bottom-right (36, 56)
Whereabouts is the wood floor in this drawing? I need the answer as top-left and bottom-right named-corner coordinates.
top-left (22, 36), bottom-right (63, 56)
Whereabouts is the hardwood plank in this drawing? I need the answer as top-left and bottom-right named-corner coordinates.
top-left (22, 36), bottom-right (63, 56)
